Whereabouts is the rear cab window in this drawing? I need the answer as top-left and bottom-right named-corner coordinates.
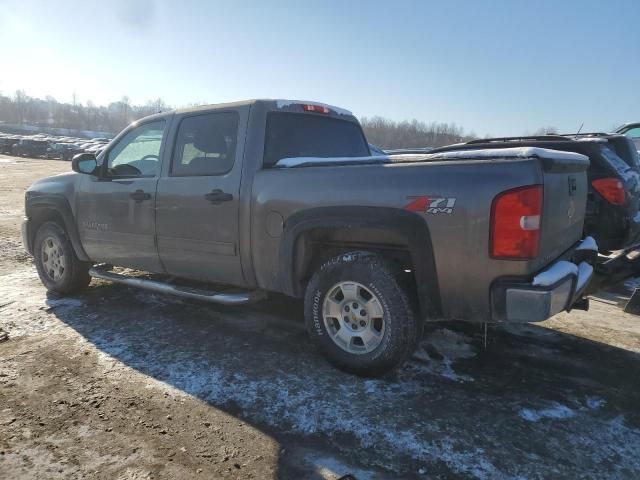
top-left (263, 112), bottom-right (370, 168)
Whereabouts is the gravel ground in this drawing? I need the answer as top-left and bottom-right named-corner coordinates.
top-left (1, 155), bottom-right (639, 479)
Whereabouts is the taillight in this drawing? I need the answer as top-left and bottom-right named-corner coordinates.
top-left (490, 185), bottom-right (543, 259)
top-left (591, 177), bottom-right (625, 205)
top-left (302, 104), bottom-right (330, 114)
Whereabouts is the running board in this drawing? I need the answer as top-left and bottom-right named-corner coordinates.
top-left (89, 267), bottom-right (265, 305)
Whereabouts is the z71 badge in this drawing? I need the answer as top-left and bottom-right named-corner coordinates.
top-left (404, 196), bottom-right (457, 215)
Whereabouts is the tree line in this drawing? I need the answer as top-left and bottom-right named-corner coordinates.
top-left (0, 90), bottom-right (558, 146)
top-left (0, 90), bottom-right (170, 134)
top-left (361, 116), bottom-right (478, 149)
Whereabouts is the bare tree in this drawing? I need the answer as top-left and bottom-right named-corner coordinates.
top-left (0, 92), bottom-right (175, 135)
top-left (532, 126), bottom-right (559, 135)
top-left (361, 116), bottom-right (476, 149)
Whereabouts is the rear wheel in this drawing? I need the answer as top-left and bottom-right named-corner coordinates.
top-left (304, 251), bottom-right (419, 376)
top-left (34, 221), bottom-right (91, 294)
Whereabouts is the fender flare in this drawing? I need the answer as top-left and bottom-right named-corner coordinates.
top-left (26, 194), bottom-right (90, 262)
top-left (278, 206), bottom-right (442, 320)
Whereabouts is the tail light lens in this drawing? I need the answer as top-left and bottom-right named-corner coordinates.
top-left (490, 185), bottom-right (543, 259)
top-left (591, 177), bottom-right (625, 205)
top-left (302, 104), bottom-right (330, 114)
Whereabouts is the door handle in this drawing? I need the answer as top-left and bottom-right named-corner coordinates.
top-left (204, 189), bottom-right (233, 204)
top-left (129, 189), bottom-right (151, 202)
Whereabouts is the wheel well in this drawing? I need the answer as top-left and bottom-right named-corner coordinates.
top-left (292, 226), bottom-right (419, 310)
top-left (30, 208), bottom-right (66, 244)
top-left (278, 207), bottom-right (443, 321)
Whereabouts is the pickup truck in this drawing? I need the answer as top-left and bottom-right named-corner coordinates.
top-left (22, 99), bottom-right (596, 376)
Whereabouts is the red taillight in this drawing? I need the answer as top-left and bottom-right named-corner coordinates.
top-left (591, 177), bottom-right (625, 205)
top-left (302, 104), bottom-right (330, 114)
top-left (490, 185), bottom-right (543, 259)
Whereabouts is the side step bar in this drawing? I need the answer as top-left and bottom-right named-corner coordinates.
top-left (89, 267), bottom-right (265, 305)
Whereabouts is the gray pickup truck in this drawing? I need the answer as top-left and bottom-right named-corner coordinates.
top-left (23, 99), bottom-right (597, 376)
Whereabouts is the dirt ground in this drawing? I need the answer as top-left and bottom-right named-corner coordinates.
top-left (1, 154), bottom-right (639, 479)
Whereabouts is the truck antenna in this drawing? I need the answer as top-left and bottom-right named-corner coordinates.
top-left (576, 123), bottom-right (584, 136)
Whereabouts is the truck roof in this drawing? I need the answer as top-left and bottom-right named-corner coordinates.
top-left (172, 99), bottom-right (353, 117)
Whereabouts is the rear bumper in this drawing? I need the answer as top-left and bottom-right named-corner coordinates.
top-left (491, 237), bottom-right (598, 323)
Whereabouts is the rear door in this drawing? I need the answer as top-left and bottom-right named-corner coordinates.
top-left (76, 119), bottom-right (167, 271)
top-left (155, 109), bottom-right (246, 286)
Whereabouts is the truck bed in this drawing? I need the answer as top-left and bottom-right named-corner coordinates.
top-left (254, 147), bottom-right (589, 321)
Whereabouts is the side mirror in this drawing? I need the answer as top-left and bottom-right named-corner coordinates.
top-left (71, 153), bottom-right (97, 175)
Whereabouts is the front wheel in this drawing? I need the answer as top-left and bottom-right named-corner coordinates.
top-left (304, 251), bottom-right (419, 377)
top-left (34, 221), bottom-right (91, 295)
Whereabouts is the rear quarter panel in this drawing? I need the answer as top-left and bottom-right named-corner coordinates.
top-left (251, 158), bottom-right (551, 322)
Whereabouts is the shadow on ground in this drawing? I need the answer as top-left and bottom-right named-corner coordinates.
top-left (47, 281), bottom-right (640, 479)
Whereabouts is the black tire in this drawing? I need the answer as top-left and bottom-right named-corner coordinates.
top-left (304, 251), bottom-right (419, 377)
top-left (34, 221), bottom-right (91, 295)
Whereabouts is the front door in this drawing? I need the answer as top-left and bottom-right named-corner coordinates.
top-left (155, 110), bottom-right (245, 286)
top-left (76, 119), bottom-right (167, 272)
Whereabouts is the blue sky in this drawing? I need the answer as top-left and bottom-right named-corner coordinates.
top-left (0, 0), bottom-right (638, 135)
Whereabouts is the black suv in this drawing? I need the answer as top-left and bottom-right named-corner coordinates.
top-left (0, 136), bottom-right (20, 154)
top-left (12, 139), bottom-right (49, 158)
top-left (46, 142), bottom-right (83, 160)
top-left (430, 134), bottom-right (640, 252)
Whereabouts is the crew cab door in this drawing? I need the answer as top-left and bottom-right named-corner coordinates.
top-left (155, 109), bottom-right (246, 286)
top-left (76, 119), bottom-right (167, 272)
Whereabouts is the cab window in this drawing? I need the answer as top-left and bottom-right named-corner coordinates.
top-left (107, 120), bottom-right (165, 177)
top-left (171, 112), bottom-right (239, 176)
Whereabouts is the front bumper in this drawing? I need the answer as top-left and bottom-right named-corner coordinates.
top-left (22, 217), bottom-right (33, 255)
top-left (491, 237), bottom-right (598, 323)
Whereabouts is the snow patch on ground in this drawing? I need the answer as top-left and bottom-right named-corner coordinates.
top-left (519, 396), bottom-right (605, 423)
top-left (519, 402), bottom-right (576, 422)
top-left (4, 263), bottom-right (640, 478)
top-left (86, 324), bottom-right (500, 478)
top-left (0, 269), bottom-right (86, 337)
top-left (409, 329), bottom-right (476, 382)
top-left (303, 453), bottom-right (377, 480)
top-left (46, 297), bottom-right (85, 308)
top-left (585, 396), bottom-right (606, 410)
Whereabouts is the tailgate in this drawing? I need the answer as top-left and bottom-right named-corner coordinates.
top-left (534, 155), bottom-right (590, 270)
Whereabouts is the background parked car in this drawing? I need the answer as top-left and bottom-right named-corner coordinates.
top-left (60, 144), bottom-right (84, 161)
top-left (85, 143), bottom-right (106, 155)
top-left (617, 123), bottom-right (640, 153)
top-left (0, 130), bottom-right (113, 158)
top-left (0, 136), bottom-right (20, 154)
top-left (12, 139), bottom-right (49, 158)
top-left (46, 142), bottom-right (78, 160)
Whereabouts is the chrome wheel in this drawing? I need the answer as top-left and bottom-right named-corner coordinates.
top-left (41, 236), bottom-right (66, 281)
top-left (322, 281), bottom-right (385, 354)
